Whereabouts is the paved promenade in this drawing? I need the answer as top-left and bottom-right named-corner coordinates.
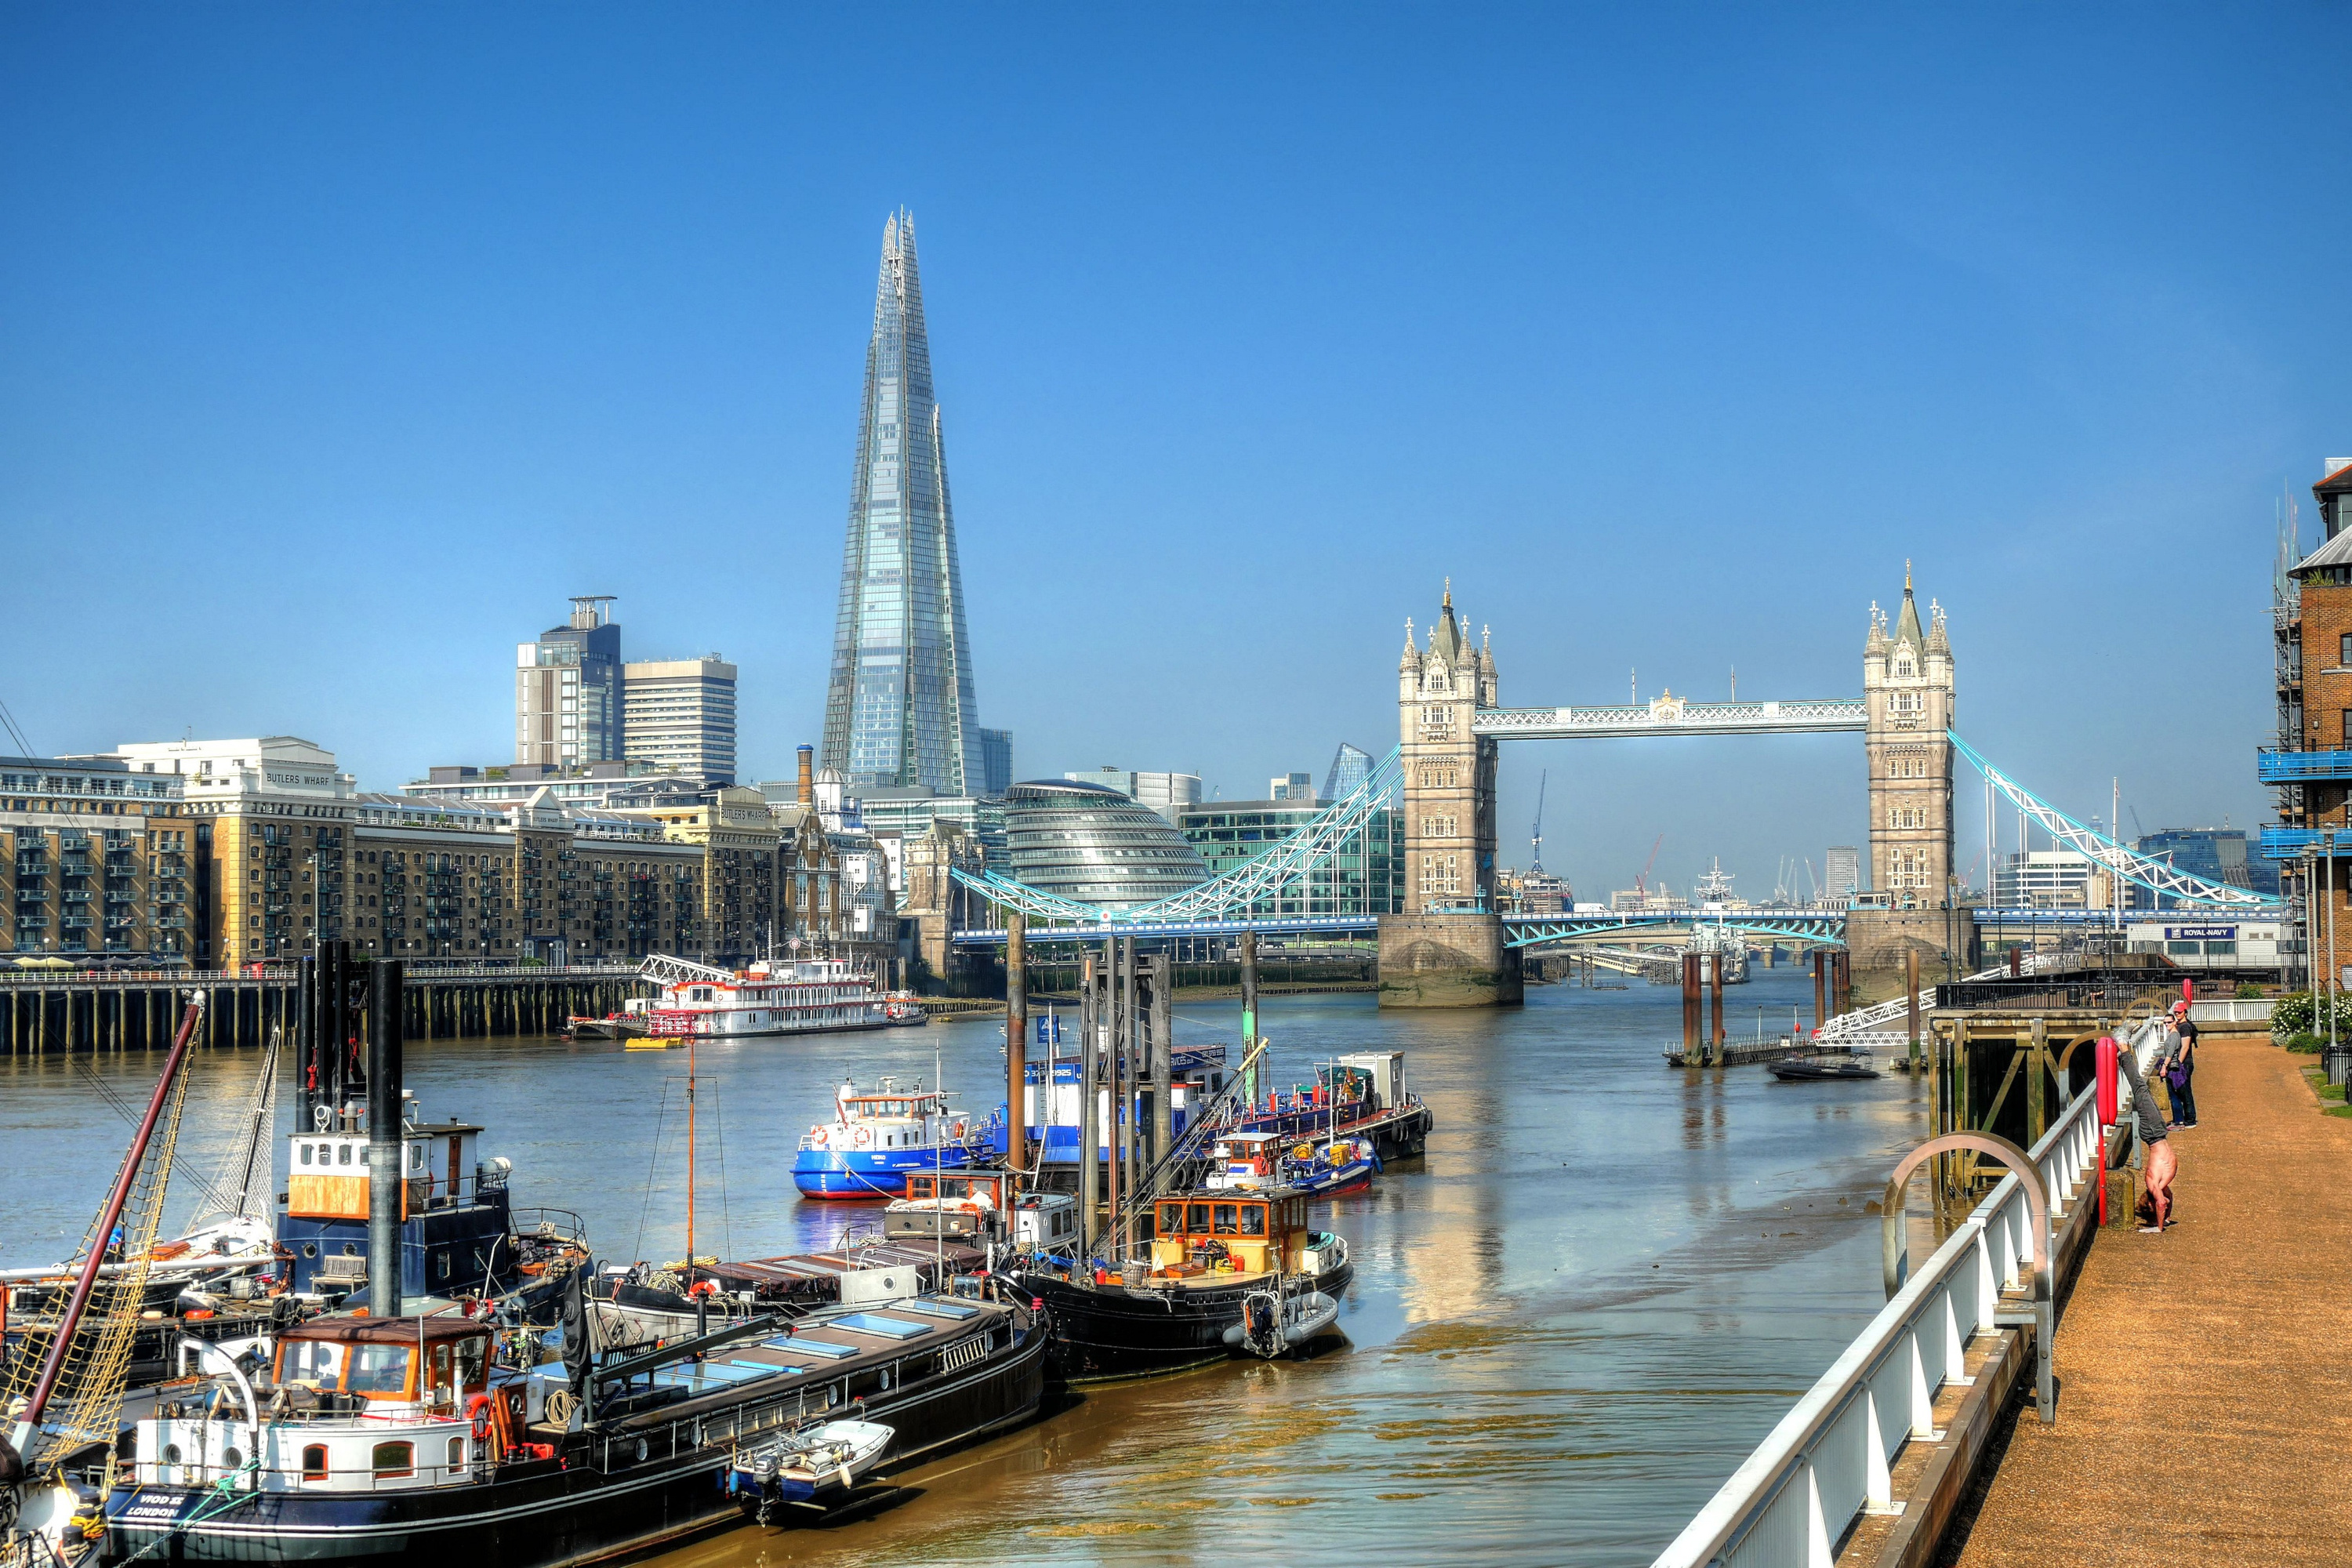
top-left (1951, 1037), bottom-right (2352, 1565)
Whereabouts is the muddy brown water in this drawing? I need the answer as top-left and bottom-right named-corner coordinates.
top-left (3, 968), bottom-right (1938, 1564)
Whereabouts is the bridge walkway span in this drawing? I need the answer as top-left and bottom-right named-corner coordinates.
top-left (1946, 1036), bottom-right (2352, 1565)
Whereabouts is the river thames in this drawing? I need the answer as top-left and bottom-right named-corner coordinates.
top-left (2, 965), bottom-right (1934, 1566)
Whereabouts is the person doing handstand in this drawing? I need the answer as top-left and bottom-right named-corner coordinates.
top-left (2117, 1044), bottom-right (2176, 1232)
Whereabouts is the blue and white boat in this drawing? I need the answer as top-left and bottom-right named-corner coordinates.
top-left (793, 1077), bottom-right (989, 1201)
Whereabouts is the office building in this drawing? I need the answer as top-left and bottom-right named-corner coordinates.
top-left (623, 656), bottom-right (738, 784)
top-left (1, 757), bottom-right (193, 958)
top-left (1993, 849), bottom-right (2112, 910)
top-left (1062, 766), bottom-right (1204, 824)
top-left (1269, 771), bottom-right (1316, 804)
top-left (1177, 800), bottom-right (1403, 918)
top-left (1004, 780), bottom-right (1210, 910)
top-left (821, 209), bottom-right (989, 796)
top-left (517, 597), bottom-right (622, 768)
top-left (1825, 846), bottom-right (1861, 900)
top-left (978, 728), bottom-right (1014, 799)
top-left (1323, 743), bottom-right (1373, 802)
top-left (405, 761), bottom-right (713, 811)
top-left (2136, 827), bottom-right (2279, 901)
top-left (848, 786), bottom-right (1010, 873)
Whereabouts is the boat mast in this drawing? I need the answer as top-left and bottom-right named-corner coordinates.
top-left (686, 1029), bottom-right (696, 1286)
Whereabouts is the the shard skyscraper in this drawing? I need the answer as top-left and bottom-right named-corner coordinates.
top-left (821, 209), bottom-right (985, 795)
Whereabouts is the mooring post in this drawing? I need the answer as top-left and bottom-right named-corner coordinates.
top-left (1240, 931), bottom-right (1260, 1109)
top-left (1812, 951), bottom-right (1826, 1032)
top-left (1079, 950), bottom-right (1099, 1260)
top-left (1708, 952), bottom-right (1724, 1057)
top-left (1907, 948), bottom-right (1922, 1071)
top-left (1681, 954), bottom-right (1700, 1054)
top-left (1006, 913), bottom-right (1028, 1182)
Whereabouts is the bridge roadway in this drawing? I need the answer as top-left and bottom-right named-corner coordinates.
top-left (950, 907), bottom-right (2167, 949)
top-left (1944, 1036), bottom-right (2352, 1564)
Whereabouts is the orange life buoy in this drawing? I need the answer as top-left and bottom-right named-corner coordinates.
top-left (466, 1392), bottom-right (495, 1446)
top-left (811, 1125), bottom-right (830, 1147)
top-left (853, 1126), bottom-right (873, 1148)
top-left (952, 1120), bottom-right (966, 1139)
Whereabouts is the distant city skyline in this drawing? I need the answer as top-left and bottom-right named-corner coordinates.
top-left (3, 8), bottom-right (2346, 906)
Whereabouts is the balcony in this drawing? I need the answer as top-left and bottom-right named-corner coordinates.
top-left (2259, 825), bottom-right (2352, 860)
top-left (2257, 750), bottom-right (2352, 784)
top-left (60, 915), bottom-right (95, 931)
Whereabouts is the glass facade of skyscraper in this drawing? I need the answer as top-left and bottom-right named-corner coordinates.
top-left (821, 209), bottom-right (985, 797)
top-left (1177, 801), bottom-right (1405, 918)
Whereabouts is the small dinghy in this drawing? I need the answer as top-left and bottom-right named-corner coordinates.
top-left (1225, 1288), bottom-right (1340, 1358)
top-left (1769, 1056), bottom-right (1881, 1081)
top-left (727, 1419), bottom-right (895, 1523)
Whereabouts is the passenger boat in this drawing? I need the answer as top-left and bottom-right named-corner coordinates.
top-left (1007, 1189), bottom-right (1352, 1381)
top-left (880, 992), bottom-right (927, 1026)
top-left (792, 1077), bottom-right (989, 1200)
top-left (724, 1418), bottom-right (894, 1523)
top-left (104, 1287), bottom-right (1050, 1565)
top-left (633, 953), bottom-right (888, 1040)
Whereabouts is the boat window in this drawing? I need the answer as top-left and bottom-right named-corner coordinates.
top-left (371, 1441), bottom-right (414, 1479)
top-left (1240, 1204), bottom-right (1266, 1237)
top-left (300, 1444), bottom-right (329, 1480)
top-left (338, 1143), bottom-right (353, 1166)
top-left (455, 1336), bottom-right (486, 1392)
top-left (299, 1143), bottom-right (314, 1166)
top-left (1158, 1203), bottom-right (1183, 1235)
top-left (1186, 1203), bottom-right (1211, 1235)
top-left (446, 1436), bottom-right (466, 1468)
top-left (347, 1345), bottom-right (413, 1396)
top-left (281, 1339), bottom-right (346, 1388)
top-left (427, 1343), bottom-right (456, 1406)
top-left (1212, 1203), bottom-right (1240, 1236)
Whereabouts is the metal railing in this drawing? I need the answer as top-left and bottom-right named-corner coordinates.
top-left (1812, 953), bottom-right (2060, 1046)
top-left (1653, 1021), bottom-right (2161, 1567)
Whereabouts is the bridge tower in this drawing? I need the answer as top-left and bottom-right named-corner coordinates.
top-left (1861, 567), bottom-right (1955, 909)
top-left (1398, 581), bottom-right (1499, 911)
top-left (1380, 582), bottom-right (1519, 1007)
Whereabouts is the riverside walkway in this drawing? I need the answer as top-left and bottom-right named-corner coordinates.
top-left (1950, 1036), bottom-right (2352, 1564)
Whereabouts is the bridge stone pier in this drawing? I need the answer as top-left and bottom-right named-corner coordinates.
top-left (1381, 572), bottom-right (1958, 1007)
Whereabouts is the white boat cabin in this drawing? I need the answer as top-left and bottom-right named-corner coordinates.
top-left (285, 1120), bottom-right (485, 1222)
top-left (800, 1077), bottom-right (969, 1155)
top-left (131, 1316), bottom-right (498, 1496)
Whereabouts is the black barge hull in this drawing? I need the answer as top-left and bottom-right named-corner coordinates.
top-left (1011, 1264), bottom-right (1354, 1382)
top-left (104, 1323), bottom-right (1047, 1566)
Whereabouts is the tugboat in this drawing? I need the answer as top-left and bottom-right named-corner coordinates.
top-left (792, 1077), bottom-right (990, 1200)
top-left (1007, 1189), bottom-right (1352, 1381)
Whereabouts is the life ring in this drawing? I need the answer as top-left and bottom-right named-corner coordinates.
top-left (466, 1392), bottom-right (495, 1446)
top-left (853, 1126), bottom-right (873, 1148)
top-left (952, 1120), bottom-right (966, 1139)
top-left (811, 1126), bottom-right (830, 1147)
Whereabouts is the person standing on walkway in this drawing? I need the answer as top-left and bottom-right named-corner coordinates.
top-left (2118, 1044), bottom-right (2176, 1232)
top-left (2165, 1003), bottom-right (2200, 1130)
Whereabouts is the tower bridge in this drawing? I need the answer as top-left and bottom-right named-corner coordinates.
top-left (953, 569), bottom-right (2280, 1004)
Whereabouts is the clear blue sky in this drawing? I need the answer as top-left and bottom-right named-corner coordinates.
top-left (4, 5), bottom-right (2346, 902)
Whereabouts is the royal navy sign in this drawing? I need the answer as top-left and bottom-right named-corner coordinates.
top-left (2165, 925), bottom-right (2237, 941)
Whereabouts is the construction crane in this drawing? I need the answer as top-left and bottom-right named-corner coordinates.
top-left (1634, 833), bottom-right (1665, 898)
top-left (1530, 770), bottom-right (1548, 873)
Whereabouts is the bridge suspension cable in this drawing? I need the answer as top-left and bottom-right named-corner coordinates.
top-left (1947, 730), bottom-right (2283, 909)
top-left (955, 746), bottom-right (1405, 926)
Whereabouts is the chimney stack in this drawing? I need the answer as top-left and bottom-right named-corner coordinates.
top-left (797, 746), bottom-right (815, 805)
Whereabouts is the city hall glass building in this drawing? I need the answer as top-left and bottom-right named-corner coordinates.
top-left (1004, 781), bottom-right (1210, 910)
top-left (821, 209), bottom-right (988, 797)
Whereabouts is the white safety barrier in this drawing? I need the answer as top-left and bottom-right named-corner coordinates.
top-left (1813, 955), bottom-right (2060, 1050)
top-left (1653, 1021), bottom-right (2162, 1568)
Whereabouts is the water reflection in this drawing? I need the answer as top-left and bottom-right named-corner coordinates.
top-left (1, 967), bottom-right (1931, 1565)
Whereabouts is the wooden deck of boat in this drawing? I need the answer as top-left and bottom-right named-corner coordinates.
top-left (710, 1241), bottom-right (982, 1290)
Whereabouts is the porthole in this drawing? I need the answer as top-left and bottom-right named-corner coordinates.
top-left (302, 1243), bottom-right (318, 1259)
top-left (162, 1443), bottom-right (182, 1464)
